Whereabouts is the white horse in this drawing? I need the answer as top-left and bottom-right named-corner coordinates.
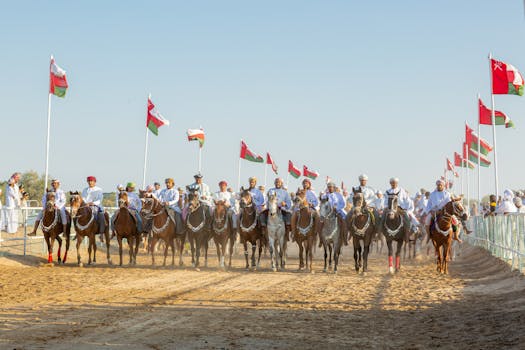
top-left (267, 191), bottom-right (287, 271)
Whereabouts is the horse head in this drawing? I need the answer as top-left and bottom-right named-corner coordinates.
top-left (239, 187), bottom-right (253, 209)
top-left (45, 191), bottom-right (56, 212)
top-left (295, 188), bottom-right (308, 209)
top-left (386, 194), bottom-right (398, 220)
top-left (448, 196), bottom-right (469, 221)
top-left (267, 190), bottom-right (279, 216)
top-left (118, 190), bottom-right (129, 208)
top-left (69, 191), bottom-right (83, 217)
top-left (352, 188), bottom-right (365, 212)
top-left (319, 195), bottom-right (333, 220)
top-left (187, 188), bottom-right (200, 212)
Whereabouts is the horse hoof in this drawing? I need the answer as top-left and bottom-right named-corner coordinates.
top-left (78, 263), bottom-right (84, 268)
top-left (362, 271), bottom-right (367, 277)
top-left (191, 263), bottom-right (196, 268)
top-left (195, 268), bottom-right (201, 272)
top-left (323, 269), bottom-right (327, 273)
top-left (272, 267), bottom-right (277, 272)
top-left (108, 259), bottom-right (113, 265)
top-left (395, 268), bottom-right (400, 274)
top-left (310, 270), bottom-right (315, 275)
top-left (389, 267), bottom-right (394, 274)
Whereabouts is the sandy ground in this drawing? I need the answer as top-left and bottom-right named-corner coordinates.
top-left (0, 237), bottom-right (524, 350)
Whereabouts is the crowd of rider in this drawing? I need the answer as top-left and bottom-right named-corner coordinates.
top-left (26, 172), bottom-right (467, 243)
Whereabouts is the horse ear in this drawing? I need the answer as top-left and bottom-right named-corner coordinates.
top-left (69, 191), bottom-right (74, 195)
top-left (240, 186), bottom-right (245, 192)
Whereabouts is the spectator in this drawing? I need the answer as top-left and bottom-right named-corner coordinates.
top-left (5, 173), bottom-right (21, 233)
top-left (496, 189), bottom-right (517, 215)
top-left (513, 197), bottom-right (525, 214)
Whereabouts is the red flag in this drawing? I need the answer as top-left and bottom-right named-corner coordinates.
top-left (465, 123), bottom-right (493, 155)
top-left (266, 153), bottom-right (278, 174)
top-left (303, 165), bottom-right (319, 180)
top-left (288, 161), bottom-right (301, 179)
top-left (491, 58), bottom-right (524, 95)
top-left (479, 98), bottom-right (514, 128)
top-left (147, 96), bottom-right (170, 136)
top-left (240, 141), bottom-right (263, 163)
top-left (49, 56), bottom-right (68, 97)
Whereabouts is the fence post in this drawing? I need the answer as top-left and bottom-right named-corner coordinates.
top-left (23, 208), bottom-right (27, 256)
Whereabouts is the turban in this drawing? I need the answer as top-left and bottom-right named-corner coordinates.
top-left (194, 173), bottom-right (203, 179)
top-left (87, 176), bottom-right (96, 182)
top-left (219, 180), bottom-right (228, 186)
top-left (436, 179), bottom-right (445, 185)
top-left (359, 174), bottom-right (368, 181)
top-left (302, 178), bottom-right (311, 185)
top-left (126, 182), bottom-right (136, 189)
top-left (389, 177), bottom-right (399, 183)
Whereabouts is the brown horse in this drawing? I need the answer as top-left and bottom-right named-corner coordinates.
top-left (140, 195), bottom-right (184, 266)
top-left (291, 189), bottom-right (318, 272)
top-left (69, 192), bottom-right (112, 266)
top-left (42, 192), bottom-right (71, 264)
top-left (186, 189), bottom-right (212, 268)
top-left (346, 188), bottom-right (378, 274)
top-left (238, 187), bottom-right (265, 270)
top-left (211, 199), bottom-right (235, 269)
top-left (429, 197), bottom-right (468, 274)
top-left (113, 191), bottom-right (140, 266)
top-left (382, 194), bottom-right (409, 274)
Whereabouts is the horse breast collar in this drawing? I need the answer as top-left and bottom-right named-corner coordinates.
top-left (352, 212), bottom-right (371, 236)
top-left (187, 206), bottom-right (206, 232)
top-left (297, 209), bottom-right (314, 235)
top-left (240, 208), bottom-right (257, 233)
top-left (74, 206), bottom-right (95, 231)
top-left (42, 209), bottom-right (59, 231)
top-left (384, 215), bottom-right (403, 236)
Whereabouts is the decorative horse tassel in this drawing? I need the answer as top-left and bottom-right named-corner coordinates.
top-left (388, 256), bottom-right (393, 267)
top-left (48, 253), bottom-right (53, 263)
top-left (395, 256), bottom-right (401, 269)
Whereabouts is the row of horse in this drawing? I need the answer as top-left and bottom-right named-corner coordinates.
top-left (37, 187), bottom-right (468, 275)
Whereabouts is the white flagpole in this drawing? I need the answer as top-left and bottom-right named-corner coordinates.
top-left (142, 94), bottom-right (151, 190)
top-left (488, 52), bottom-right (499, 199)
top-left (198, 146), bottom-right (202, 173)
top-left (461, 153), bottom-right (464, 196)
top-left (477, 93), bottom-right (481, 210)
top-left (237, 140), bottom-right (242, 191)
top-left (264, 163), bottom-right (268, 189)
top-left (286, 172), bottom-right (290, 190)
top-left (44, 92), bottom-right (52, 194)
top-left (465, 143), bottom-right (470, 208)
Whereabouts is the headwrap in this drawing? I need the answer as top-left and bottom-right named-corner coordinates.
top-left (194, 173), bottom-right (203, 179)
top-left (302, 178), bottom-right (311, 185)
top-left (165, 178), bottom-right (174, 185)
top-left (436, 179), bottom-right (445, 185)
top-left (126, 182), bottom-right (136, 189)
top-left (51, 179), bottom-right (60, 184)
top-left (219, 180), bottom-right (228, 186)
top-left (359, 174), bottom-right (368, 181)
top-left (87, 176), bottom-right (96, 182)
top-left (389, 177), bottom-right (399, 183)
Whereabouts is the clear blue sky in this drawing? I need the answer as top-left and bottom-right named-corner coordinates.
top-left (1, 0), bottom-right (524, 197)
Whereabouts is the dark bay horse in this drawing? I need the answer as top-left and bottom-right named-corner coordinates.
top-left (430, 197), bottom-right (468, 274)
top-left (42, 191), bottom-right (71, 264)
top-left (318, 196), bottom-right (343, 273)
top-left (186, 189), bottom-right (212, 268)
top-left (346, 189), bottom-right (378, 274)
top-left (238, 187), bottom-right (265, 270)
top-left (69, 192), bottom-right (112, 266)
top-left (291, 189), bottom-right (318, 272)
top-left (382, 194), bottom-right (408, 274)
top-left (113, 191), bottom-right (140, 266)
top-left (211, 199), bottom-right (235, 269)
top-left (140, 195), bottom-right (183, 266)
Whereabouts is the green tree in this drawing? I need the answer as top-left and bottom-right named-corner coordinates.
top-left (19, 171), bottom-right (51, 206)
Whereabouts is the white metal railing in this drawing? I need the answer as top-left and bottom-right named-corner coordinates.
top-left (464, 214), bottom-right (525, 272)
top-left (0, 206), bottom-right (119, 256)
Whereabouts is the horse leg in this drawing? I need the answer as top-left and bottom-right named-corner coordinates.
top-left (257, 239), bottom-right (263, 268)
top-left (298, 240), bottom-right (304, 270)
top-left (170, 238), bottom-right (176, 267)
top-left (221, 237), bottom-right (227, 269)
top-left (189, 234), bottom-right (196, 267)
top-left (268, 236), bottom-right (275, 271)
top-left (204, 238), bottom-right (209, 268)
top-left (163, 239), bottom-right (169, 266)
top-left (443, 242), bottom-right (450, 274)
top-left (45, 235), bottom-right (52, 263)
top-left (251, 242), bottom-right (256, 268)
top-left (281, 235), bottom-right (286, 270)
top-left (358, 240), bottom-right (363, 269)
top-left (118, 237), bottom-right (123, 266)
top-left (128, 237), bottom-right (134, 265)
top-left (88, 236), bottom-right (94, 265)
top-left (328, 244), bottom-right (333, 270)
top-left (56, 235), bottom-right (62, 264)
top-left (333, 242), bottom-right (340, 273)
top-left (150, 236), bottom-right (158, 266)
top-left (387, 239), bottom-right (394, 274)
top-left (133, 234), bottom-right (140, 265)
top-left (76, 237), bottom-right (82, 266)
top-left (63, 231), bottom-right (70, 263)
top-left (395, 240), bottom-right (403, 273)
top-left (178, 236), bottom-right (185, 267)
top-left (49, 236), bottom-right (56, 263)
top-left (214, 237), bottom-right (221, 266)
top-left (363, 241), bottom-right (370, 273)
top-left (306, 238), bottom-right (312, 272)
top-left (353, 237), bottom-right (359, 273)
top-left (323, 243), bottom-right (328, 272)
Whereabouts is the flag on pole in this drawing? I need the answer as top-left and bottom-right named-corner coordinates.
top-left (468, 148), bottom-right (491, 167)
top-left (49, 56), bottom-right (68, 98)
top-left (491, 58), bottom-right (524, 96)
top-left (288, 161), bottom-right (301, 179)
top-left (446, 158), bottom-right (459, 177)
top-left (454, 152), bottom-right (474, 169)
top-left (479, 98), bottom-right (514, 128)
top-left (266, 153), bottom-right (278, 174)
top-left (187, 129), bottom-right (205, 147)
top-left (303, 165), bottom-right (319, 180)
top-left (240, 141), bottom-right (263, 163)
top-left (466, 123), bottom-right (493, 155)
top-left (147, 96), bottom-right (170, 136)
top-left (325, 176), bottom-right (332, 184)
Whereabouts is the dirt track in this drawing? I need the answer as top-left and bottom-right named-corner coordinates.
top-left (0, 242), bottom-right (524, 349)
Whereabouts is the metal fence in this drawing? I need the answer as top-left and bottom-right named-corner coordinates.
top-left (0, 206), bottom-right (119, 256)
top-left (464, 214), bottom-right (525, 272)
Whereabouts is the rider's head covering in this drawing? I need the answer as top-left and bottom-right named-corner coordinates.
top-left (503, 189), bottom-right (514, 201)
top-left (249, 176), bottom-right (257, 182)
top-left (513, 197), bottom-right (522, 207)
top-left (194, 173), bottom-right (203, 179)
top-left (116, 184), bottom-right (124, 190)
top-left (126, 182), bottom-right (136, 189)
top-left (389, 177), bottom-right (399, 183)
top-left (327, 182), bottom-right (336, 188)
top-left (302, 178), bottom-right (311, 185)
top-left (51, 179), bottom-right (60, 184)
top-left (146, 184), bottom-right (154, 191)
top-left (219, 180), bottom-right (228, 186)
top-left (436, 179), bottom-right (445, 185)
top-left (165, 178), bottom-right (174, 185)
top-left (87, 176), bottom-right (96, 182)
top-left (376, 190), bottom-right (383, 195)
top-left (154, 182), bottom-right (160, 186)
top-left (359, 174), bottom-right (368, 181)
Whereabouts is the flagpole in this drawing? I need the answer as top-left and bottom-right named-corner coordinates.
top-left (264, 163), bottom-right (268, 189)
top-left (489, 52), bottom-right (499, 199)
top-left (461, 153), bottom-right (464, 197)
top-left (142, 126), bottom-right (149, 190)
top-left (286, 172), bottom-right (290, 190)
top-left (465, 142), bottom-right (470, 208)
top-left (44, 90), bottom-right (52, 194)
top-left (237, 140), bottom-right (242, 191)
top-left (198, 146), bottom-right (202, 173)
top-left (477, 93), bottom-right (481, 211)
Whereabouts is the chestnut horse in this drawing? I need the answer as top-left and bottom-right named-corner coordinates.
top-left (318, 196), bottom-right (343, 273)
top-left (291, 189), bottom-right (318, 272)
top-left (430, 197), bottom-right (468, 274)
top-left (140, 195), bottom-right (184, 266)
top-left (346, 188), bottom-right (378, 274)
top-left (382, 194), bottom-right (408, 274)
top-left (69, 192), bottom-right (112, 266)
top-left (211, 199), bottom-right (235, 269)
top-left (186, 189), bottom-right (212, 268)
top-left (42, 191), bottom-right (71, 264)
top-left (238, 187), bottom-right (265, 270)
top-left (113, 191), bottom-right (140, 266)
